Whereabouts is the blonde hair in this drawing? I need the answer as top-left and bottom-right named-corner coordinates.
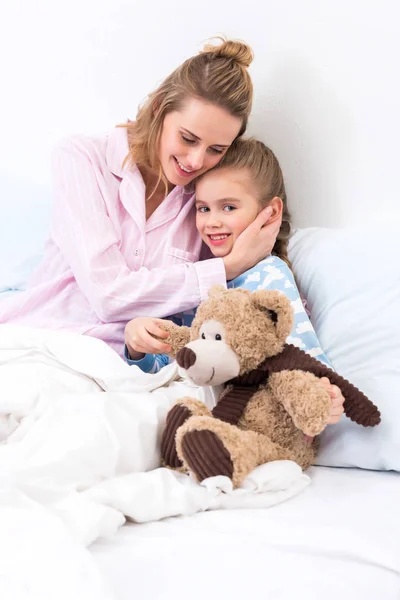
top-left (210, 138), bottom-right (292, 268)
top-left (122, 37), bottom-right (254, 197)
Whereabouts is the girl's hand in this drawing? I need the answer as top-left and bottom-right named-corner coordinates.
top-left (319, 377), bottom-right (345, 424)
top-left (125, 317), bottom-right (172, 359)
top-left (223, 206), bottom-right (282, 280)
top-left (304, 377), bottom-right (345, 444)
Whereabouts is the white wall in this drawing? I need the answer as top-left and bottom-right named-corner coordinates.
top-left (1, 0), bottom-right (399, 228)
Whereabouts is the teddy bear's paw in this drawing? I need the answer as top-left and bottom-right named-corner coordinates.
top-left (161, 398), bottom-right (212, 468)
top-left (180, 429), bottom-right (234, 482)
top-left (269, 371), bottom-right (331, 436)
top-left (299, 393), bottom-right (332, 436)
top-left (301, 415), bottom-right (330, 437)
top-left (151, 322), bottom-right (191, 358)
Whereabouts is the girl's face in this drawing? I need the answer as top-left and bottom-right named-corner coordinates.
top-left (195, 167), bottom-right (261, 258)
top-left (158, 97), bottom-right (242, 186)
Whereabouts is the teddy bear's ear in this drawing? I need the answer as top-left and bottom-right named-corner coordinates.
top-left (250, 290), bottom-right (294, 340)
top-left (207, 284), bottom-right (227, 299)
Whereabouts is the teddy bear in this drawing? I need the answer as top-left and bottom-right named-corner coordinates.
top-left (158, 286), bottom-right (380, 488)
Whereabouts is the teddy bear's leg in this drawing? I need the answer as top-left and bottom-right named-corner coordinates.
top-left (176, 416), bottom-right (295, 488)
top-left (269, 370), bottom-right (331, 437)
top-left (161, 398), bottom-right (212, 468)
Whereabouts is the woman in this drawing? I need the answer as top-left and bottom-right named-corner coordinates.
top-left (0, 38), bottom-right (280, 356)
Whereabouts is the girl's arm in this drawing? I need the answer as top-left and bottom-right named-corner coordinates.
top-left (124, 346), bottom-right (172, 374)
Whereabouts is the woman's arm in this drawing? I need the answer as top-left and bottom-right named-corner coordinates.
top-left (50, 139), bottom-right (226, 323)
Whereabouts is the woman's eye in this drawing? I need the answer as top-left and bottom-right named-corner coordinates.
top-left (182, 135), bottom-right (195, 145)
top-left (215, 334), bottom-right (222, 341)
top-left (201, 333), bottom-right (206, 339)
top-left (209, 147), bottom-right (224, 155)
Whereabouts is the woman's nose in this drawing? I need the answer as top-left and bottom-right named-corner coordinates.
top-left (187, 147), bottom-right (206, 170)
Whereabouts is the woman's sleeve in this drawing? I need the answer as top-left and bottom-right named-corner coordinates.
top-left (51, 139), bottom-right (226, 323)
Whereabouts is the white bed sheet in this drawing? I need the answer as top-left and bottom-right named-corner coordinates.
top-left (91, 465), bottom-right (400, 600)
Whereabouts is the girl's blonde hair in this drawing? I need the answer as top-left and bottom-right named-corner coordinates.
top-left (123, 37), bottom-right (254, 196)
top-left (214, 138), bottom-right (292, 268)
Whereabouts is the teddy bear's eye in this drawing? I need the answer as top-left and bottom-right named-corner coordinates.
top-left (201, 333), bottom-right (206, 339)
top-left (215, 334), bottom-right (222, 341)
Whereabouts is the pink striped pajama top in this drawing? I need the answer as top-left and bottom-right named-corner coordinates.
top-left (0, 127), bottom-right (226, 356)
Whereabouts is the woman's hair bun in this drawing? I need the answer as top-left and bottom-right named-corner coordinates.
top-left (201, 37), bottom-right (254, 68)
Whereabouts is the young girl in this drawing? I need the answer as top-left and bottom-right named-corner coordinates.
top-left (0, 39), bottom-right (280, 356)
top-left (125, 138), bottom-right (344, 424)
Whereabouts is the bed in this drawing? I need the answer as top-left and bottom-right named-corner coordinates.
top-left (92, 466), bottom-right (400, 600)
top-left (1, 222), bottom-right (399, 599)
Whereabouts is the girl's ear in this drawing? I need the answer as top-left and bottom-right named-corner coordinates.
top-left (266, 196), bottom-right (283, 224)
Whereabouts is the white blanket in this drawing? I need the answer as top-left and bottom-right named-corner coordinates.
top-left (0, 325), bottom-right (309, 596)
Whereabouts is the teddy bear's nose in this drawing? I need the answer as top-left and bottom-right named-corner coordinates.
top-left (176, 347), bottom-right (197, 370)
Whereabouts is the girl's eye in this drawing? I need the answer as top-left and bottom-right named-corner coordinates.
top-left (215, 334), bottom-right (222, 341)
top-left (182, 135), bottom-right (195, 145)
top-left (197, 206), bottom-right (209, 213)
top-left (223, 205), bottom-right (236, 212)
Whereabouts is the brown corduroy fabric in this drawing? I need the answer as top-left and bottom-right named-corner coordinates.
top-left (161, 404), bottom-right (192, 468)
top-left (181, 429), bottom-right (234, 481)
top-left (212, 386), bottom-right (259, 424)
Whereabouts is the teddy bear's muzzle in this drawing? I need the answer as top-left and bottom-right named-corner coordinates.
top-left (176, 340), bottom-right (241, 386)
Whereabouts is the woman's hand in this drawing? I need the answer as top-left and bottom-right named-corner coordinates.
top-left (125, 317), bottom-right (172, 360)
top-left (223, 206), bottom-right (282, 280)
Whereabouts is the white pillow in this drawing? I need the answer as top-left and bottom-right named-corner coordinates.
top-left (288, 226), bottom-right (400, 471)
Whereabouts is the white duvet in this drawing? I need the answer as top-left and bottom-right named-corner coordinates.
top-left (0, 325), bottom-right (309, 599)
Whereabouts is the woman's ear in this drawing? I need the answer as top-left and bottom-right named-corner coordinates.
top-left (266, 197), bottom-right (283, 223)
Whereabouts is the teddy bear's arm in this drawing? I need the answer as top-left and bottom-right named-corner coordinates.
top-left (268, 370), bottom-right (331, 437)
top-left (151, 321), bottom-right (191, 358)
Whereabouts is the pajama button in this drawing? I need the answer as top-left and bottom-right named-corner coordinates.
top-left (134, 249), bottom-right (140, 256)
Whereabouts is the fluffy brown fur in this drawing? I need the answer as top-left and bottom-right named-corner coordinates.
top-left (158, 286), bottom-right (379, 488)
top-left (158, 322), bottom-right (191, 358)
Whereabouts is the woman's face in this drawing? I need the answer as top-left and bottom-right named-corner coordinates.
top-left (195, 167), bottom-right (261, 258)
top-left (158, 97), bottom-right (242, 186)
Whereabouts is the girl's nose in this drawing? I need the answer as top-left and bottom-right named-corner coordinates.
top-left (207, 215), bottom-right (223, 228)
